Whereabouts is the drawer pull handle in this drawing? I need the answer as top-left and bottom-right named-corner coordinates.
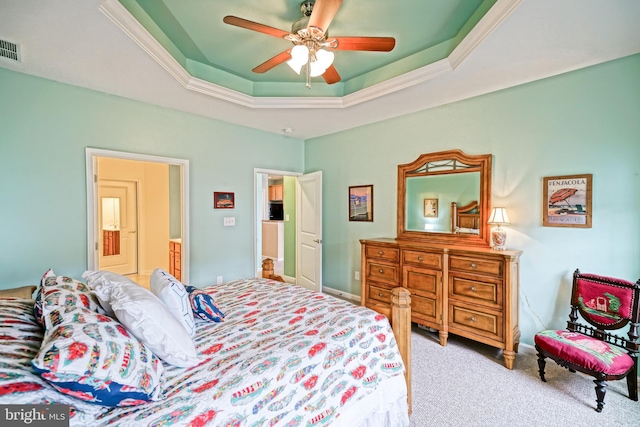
top-left (470, 286), bottom-right (477, 292)
top-left (378, 269), bottom-right (384, 274)
top-left (417, 256), bottom-right (423, 262)
top-left (470, 262), bottom-right (477, 269)
top-left (470, 316), bottom-right (477, 322)
top-left (378, 292), bottom-right (383, 297)
top-left (378, 251), bottom-right (383, 255)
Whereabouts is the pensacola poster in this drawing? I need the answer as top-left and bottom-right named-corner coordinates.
top-left (543, 174), bottom-right (592, 227)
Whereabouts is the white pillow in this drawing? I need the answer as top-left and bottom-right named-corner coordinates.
top-left (82, 270), bottom-right (200, 368)
top-left (150, 268), bottom-right (195, 337)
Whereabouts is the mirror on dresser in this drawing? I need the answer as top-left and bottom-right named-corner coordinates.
top-left (397, 150), bottom-right (492, 247)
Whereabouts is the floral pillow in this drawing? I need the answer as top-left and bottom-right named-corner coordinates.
top-left (32, 307), bottom-right (164, 407)
top-left (34, 269), bottom-right (105, 326)
top-left (185, 286), bottom-right (225, 322)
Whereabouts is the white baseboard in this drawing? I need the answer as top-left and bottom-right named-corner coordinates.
top-left (322, 286), bottom-right (361, 304)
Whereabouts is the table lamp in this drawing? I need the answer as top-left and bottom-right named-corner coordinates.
top-left (488, 207), bottom-right (510, 250)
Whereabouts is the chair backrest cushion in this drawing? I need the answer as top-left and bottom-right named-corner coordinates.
top-left (574, 273), bottom-right (637, 327)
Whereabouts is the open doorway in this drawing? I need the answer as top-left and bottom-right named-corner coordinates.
top-left (86, 148), bottom-right (190, 287)
top-left (255, 169), bottom-right (301, 282)
top-left (254, 169), bottom-right (323, 292)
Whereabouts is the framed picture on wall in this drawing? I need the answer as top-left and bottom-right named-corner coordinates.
top-left (424, 198), bottom-right (438, 217)
top-left (349, 185), bottom-right (373, 222)
top-left (542, 174), bottom-right (592, 228)
top-left (214, 192), bottom-right (235, 209)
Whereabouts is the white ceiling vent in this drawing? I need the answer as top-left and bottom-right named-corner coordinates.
top-left (0, 39), bottom-right (21, 62)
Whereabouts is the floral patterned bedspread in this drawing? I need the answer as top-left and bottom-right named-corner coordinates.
top-left (0, 278), bottom-right (405, 426)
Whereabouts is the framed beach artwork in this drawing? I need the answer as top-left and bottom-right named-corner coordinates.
top-left (542, 174), bottom-right (592, 228)
top-left (424, 198), bottom-right (438, 218)
top-left (349, 185), bottom-right (373, 222)
top-left (214, 192), bottom-right (235, 209)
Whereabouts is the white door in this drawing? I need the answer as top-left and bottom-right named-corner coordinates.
top-left (98, 180), bottom-right (138, 275)
top-left (296, 171), bottom-right (322, 292)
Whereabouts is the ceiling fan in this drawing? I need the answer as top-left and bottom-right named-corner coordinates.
top-left (223, 0), bottom-right (396, 88)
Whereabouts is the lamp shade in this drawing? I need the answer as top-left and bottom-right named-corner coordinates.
top-left (488, 207), bottom-right (510, 225)
top-left (286, 45), bottom-right (309, 74)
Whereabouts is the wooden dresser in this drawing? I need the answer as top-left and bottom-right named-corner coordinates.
top-left (361, 238), bottom-right (522, 369)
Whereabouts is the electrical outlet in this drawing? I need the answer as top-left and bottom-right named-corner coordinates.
top-left (217, 276), bottom-right (223, 284)
top-left (285, 214), bottom-right (290, 221)
top-left (354, 271), bottom-right (360, 280)
top-left (223, 217), bottom-right (235, 226)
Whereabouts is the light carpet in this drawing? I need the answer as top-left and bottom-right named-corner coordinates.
top-left (408, 325), bottom-right (639, 426)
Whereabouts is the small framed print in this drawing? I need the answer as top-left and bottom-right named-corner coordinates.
top-left (214, 192), bottom-right (235, 209)
top-left (349, 185), bottom-right (373, 222)
top-left (543, 174), bottom-right (592, 228)
top-left (424, 198), bottom-right (438, 218)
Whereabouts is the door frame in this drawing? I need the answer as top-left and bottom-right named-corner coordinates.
top-left (86, 148), bottom-right (190, 284)
top-left (254, 168), bottom-right (302, 281)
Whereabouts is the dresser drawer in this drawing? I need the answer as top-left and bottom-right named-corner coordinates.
top-left (402, 250), bottom-right (442, 269)
top-left (365, 245), bottom-right (399, 262)
top-left (366, 261), bottom-right (399, 285)
top-left (411, 293), bottom-right (440, 324)
top-left (450, 303), bottom-right (503, 341)
top-left (404, 266), bottom-right (441, 296)
top-left (368, 284), bottom-right (394, 305)
top-left (449, 274), bottom-right (502, 307)
top-left (449, 255), bottom-right (503, 277)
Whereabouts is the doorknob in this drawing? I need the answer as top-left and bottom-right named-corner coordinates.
top-left (313, 239), bottom-right (322, 244)
top-left (129, 230), bottom-right (136, 234)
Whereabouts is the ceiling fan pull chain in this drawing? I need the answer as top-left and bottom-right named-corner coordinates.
top-left (306, 50), bottom-right (312, 89)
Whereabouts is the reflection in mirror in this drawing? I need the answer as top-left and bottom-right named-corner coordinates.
top-left (102, 197), bottom-right (120, 256)
top-left (406, 172), bottom-right (480, 233)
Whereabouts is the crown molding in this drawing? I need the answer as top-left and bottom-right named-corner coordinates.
top-left (449, 0), bottom-right (524, 69)
top-left (99, 0), bottom-right (521, 110)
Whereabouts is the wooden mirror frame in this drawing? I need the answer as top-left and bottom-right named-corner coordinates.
top-left (397, 150), bottom-right (492, 247)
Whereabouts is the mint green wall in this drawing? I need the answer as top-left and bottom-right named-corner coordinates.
top-left (168, 164), bottom-right (181, 239)
top-left (0, 68), bottom-right (304, 288)
top-left (283, 176), bottom-right (297, 278)
top-left (305, 53), bottom-right (640, 346)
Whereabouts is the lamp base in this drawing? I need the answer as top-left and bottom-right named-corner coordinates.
top-left (492, 228), bottom-right (507, 251)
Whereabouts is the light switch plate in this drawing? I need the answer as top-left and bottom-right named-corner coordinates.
top-left (223, 217), bottom-right (235, 226)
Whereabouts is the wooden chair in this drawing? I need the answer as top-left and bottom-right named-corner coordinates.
top-left (534, 269), bottom-right (640, 412)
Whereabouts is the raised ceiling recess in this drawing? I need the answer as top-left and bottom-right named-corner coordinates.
top-left (99, 0), bottom-right (523, 108)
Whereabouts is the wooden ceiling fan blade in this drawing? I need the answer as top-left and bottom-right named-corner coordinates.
top-left (307, 0), bottom-right (343, 33)
top-left (332, 36), bottom-right (396, 52)
top-left (252, 50), bottom-right (292, 73)
top-left (322, 65), bottom-right (341, 84)
top-left (223, 16), bottom-right (291, 39)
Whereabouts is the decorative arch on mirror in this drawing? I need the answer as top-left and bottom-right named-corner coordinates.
top-left (397, 150), bottom-right (492, 247)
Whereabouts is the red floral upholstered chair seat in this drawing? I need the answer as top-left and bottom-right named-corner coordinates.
top-left (534, 269), bottom-right (640, 412)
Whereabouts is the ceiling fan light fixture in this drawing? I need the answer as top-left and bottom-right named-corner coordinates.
top-left (287, 44), bottom-right (309, 74)
top-left (309, 48), bottom-right (333, 77)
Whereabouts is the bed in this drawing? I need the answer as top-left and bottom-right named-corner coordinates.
top-left (0, 276), bottom-right (410, 426)
top-left (451, 200), bottom-right (480, 234)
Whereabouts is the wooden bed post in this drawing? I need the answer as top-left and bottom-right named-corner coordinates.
top-left (391, 287), bottom-right (412, 413)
